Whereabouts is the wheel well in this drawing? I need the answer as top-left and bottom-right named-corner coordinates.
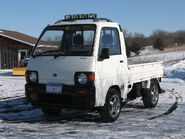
top-left (109, 85), bottom-right (121, 95)
top-left (151, 78), bottom-right (161, 93)
top-left (151, 78), bottom-right (158, 83)
top-left (127, 83), bottom-right (142, 99)
top-left (110, 85), bottom-right (121, 92)
top-left (102, 86), bottom-right (122, 107)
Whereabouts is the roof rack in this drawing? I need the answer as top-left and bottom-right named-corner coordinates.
top-left (55, 14), bottom-right (112, 24)
top-left (93, 18), bottom-right (112, 22)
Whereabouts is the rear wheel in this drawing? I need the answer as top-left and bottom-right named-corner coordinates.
top-left (99, 89), bottom-right (121, 122)
top-left (142, 80), bottom-right (159, 108)
top-left (41, 106), bottom-right (61, 116)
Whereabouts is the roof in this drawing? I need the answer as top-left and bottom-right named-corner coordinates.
top-left (0, 29), bottom-right (37, 46)
top-left (54, 21), bottom-right (119, 25)
top-left (51, 21), bottom-right (120, 29)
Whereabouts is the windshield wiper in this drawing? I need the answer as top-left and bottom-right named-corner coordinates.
top-left (54, 50), bottom-right (66, 58)
top-left (33, 49), bottom-right (65, 58)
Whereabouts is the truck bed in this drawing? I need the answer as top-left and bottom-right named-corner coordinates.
top-left (127, 61), bottom-right (163, 84)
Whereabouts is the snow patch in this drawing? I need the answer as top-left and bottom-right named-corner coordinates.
top-left (164, 60), bottom-right (185, 80)
top-left (140, 45), bottom-right (159, 55)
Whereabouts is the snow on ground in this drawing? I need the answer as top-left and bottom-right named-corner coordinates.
top-left (0, 57), bottom-right (185, 138)
top-left (164, 60), bottom-right (185, 81)
top-left (0, 70), bottom-right (25, 99)
top-left (129, 46), bottom-right (185, 63)
top-left (140, 45), bottom-right (160, 55)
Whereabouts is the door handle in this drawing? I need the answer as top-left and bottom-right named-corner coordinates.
top-left (120, 60), bottom-right (123, 63)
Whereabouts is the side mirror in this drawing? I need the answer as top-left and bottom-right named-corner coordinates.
top-left (100, 48), bottom-right (110, 60)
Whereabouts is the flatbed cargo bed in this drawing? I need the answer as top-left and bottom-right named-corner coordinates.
top-left (128, 61), bottom-right (163, 84)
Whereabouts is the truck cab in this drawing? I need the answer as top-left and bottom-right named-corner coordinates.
top-left (25, 14), bottom-right (163, 122)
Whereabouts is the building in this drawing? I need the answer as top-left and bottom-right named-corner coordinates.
top-left (0, 29), bottom-right (37, 69)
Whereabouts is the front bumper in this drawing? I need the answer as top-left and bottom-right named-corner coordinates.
top-left (25, 83), bottom-right (95, 109)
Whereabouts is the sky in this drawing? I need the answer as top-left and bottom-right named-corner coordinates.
top-left (0, 0), bottom-right (185, 38)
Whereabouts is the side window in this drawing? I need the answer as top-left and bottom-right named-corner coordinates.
top-left (99, 28), bottom-right (121, 56)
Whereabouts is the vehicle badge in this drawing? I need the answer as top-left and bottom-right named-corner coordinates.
top-left (53, 73), bottom-right (57, 77)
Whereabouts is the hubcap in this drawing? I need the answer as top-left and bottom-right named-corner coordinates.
top-left (109, 95), bottom-right (120, 118)
top-left (151, 86), bottom-right (159, 104)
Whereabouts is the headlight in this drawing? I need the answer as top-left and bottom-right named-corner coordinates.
top-left (77, 73), bottom-right (88, 84)
top-left (74, 72), bottom-right (94, 86)
top-left (25, 71), bottom-right (38, 83)
top-left (29, 72), bottom-right (37, 82)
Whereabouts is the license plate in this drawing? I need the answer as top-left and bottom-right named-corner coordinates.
top-left (46, 83), bottom-right (62, 94)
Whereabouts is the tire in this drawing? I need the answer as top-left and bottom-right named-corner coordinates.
top-left (99, 89), bottom-right (121, 122)
top-left (142, 80), bottom-right (159, 108)
top-left (41, 106), bottom-right (61, 116)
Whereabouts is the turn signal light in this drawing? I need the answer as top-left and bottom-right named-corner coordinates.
top-left (25, 72), bottom-right (28, 79)
top-left (77, 90), bottom-right (87, 94)
top-left (27, 87), bottom-right (33, 91)
top-left (88, 73), bottom-right (95, 81)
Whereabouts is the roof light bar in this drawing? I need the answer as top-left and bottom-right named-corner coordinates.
top-left (56, 13), bottom-right (111, 24)
top-left (64, 13), bottom-right (97, 21)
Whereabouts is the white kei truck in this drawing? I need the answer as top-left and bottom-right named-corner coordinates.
top-left (25, 14), bottom-right (163, 122)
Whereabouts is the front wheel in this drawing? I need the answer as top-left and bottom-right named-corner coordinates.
top-left (99, 89), bottom-right (121, 122)
top-left (41, 106), bottom-right (61, 116)
top-left (142, 80), bottom-right (159, 108)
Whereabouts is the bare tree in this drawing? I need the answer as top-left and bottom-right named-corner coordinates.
top-left (123, 28), bottom-right (185, 55)
top-left (174, 30), bottom-right (185, 46)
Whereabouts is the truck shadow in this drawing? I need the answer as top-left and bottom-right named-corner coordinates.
top-left (0, 97), bottom-right (145, 124)
top-left (0, 71), bottom-right (12, 76)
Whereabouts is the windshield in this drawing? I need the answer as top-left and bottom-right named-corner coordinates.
top-left (32, 25), bottom-right (96, 57)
